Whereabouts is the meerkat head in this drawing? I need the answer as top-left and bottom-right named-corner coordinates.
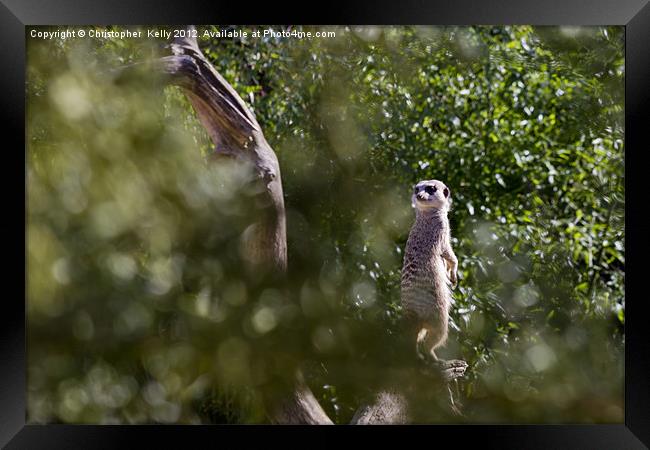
top-left (411, 179), bottom-right (451, 212)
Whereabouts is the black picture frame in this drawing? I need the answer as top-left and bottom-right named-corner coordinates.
top-left (2, 0), bottom-right (649, 448)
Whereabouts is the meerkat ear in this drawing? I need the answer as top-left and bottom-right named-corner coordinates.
top-left (443, 187), bottom-right (450, 198)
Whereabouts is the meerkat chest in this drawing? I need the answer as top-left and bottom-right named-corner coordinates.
top-left (406, 237), bottom-right (443, 277)
top-left (420, 251), bottom-right (446, 281)
top-left (405, 218), bottom-right (449, 279)
top-left (411, 221), bottom-right (445, 252)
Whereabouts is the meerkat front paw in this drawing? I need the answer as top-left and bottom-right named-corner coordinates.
top-left (449, 270), bottom-right (457, 288)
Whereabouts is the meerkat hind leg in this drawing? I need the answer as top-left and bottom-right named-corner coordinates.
top-left (415, 328), bottom-right (434, 363)
top-left (416, 327), bottom-right (464, 364)
top-left (416, 327), bottom-right (468, 379)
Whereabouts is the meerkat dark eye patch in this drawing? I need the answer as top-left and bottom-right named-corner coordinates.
top-left (443, 188), bottom-right (449, 197)
top-left (424, 186), bottom-right (436, 195)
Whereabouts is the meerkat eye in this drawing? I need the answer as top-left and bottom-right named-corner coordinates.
top-left (425, 186), bottom-right (436, 195)
top-left (443, 188), bottom-right (450, 197)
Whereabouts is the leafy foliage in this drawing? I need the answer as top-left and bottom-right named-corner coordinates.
top-left (27, 25), bottom-right (624, 424)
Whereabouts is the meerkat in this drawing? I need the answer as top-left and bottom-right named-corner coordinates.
top-left (400, 179), bottom-right (467, 375)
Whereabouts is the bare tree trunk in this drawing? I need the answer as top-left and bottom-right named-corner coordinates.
top-left (155, 26), bottom-right (462, 424)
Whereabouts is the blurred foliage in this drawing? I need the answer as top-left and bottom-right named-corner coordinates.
top-left (27, 25), bottom-right (624, 424)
